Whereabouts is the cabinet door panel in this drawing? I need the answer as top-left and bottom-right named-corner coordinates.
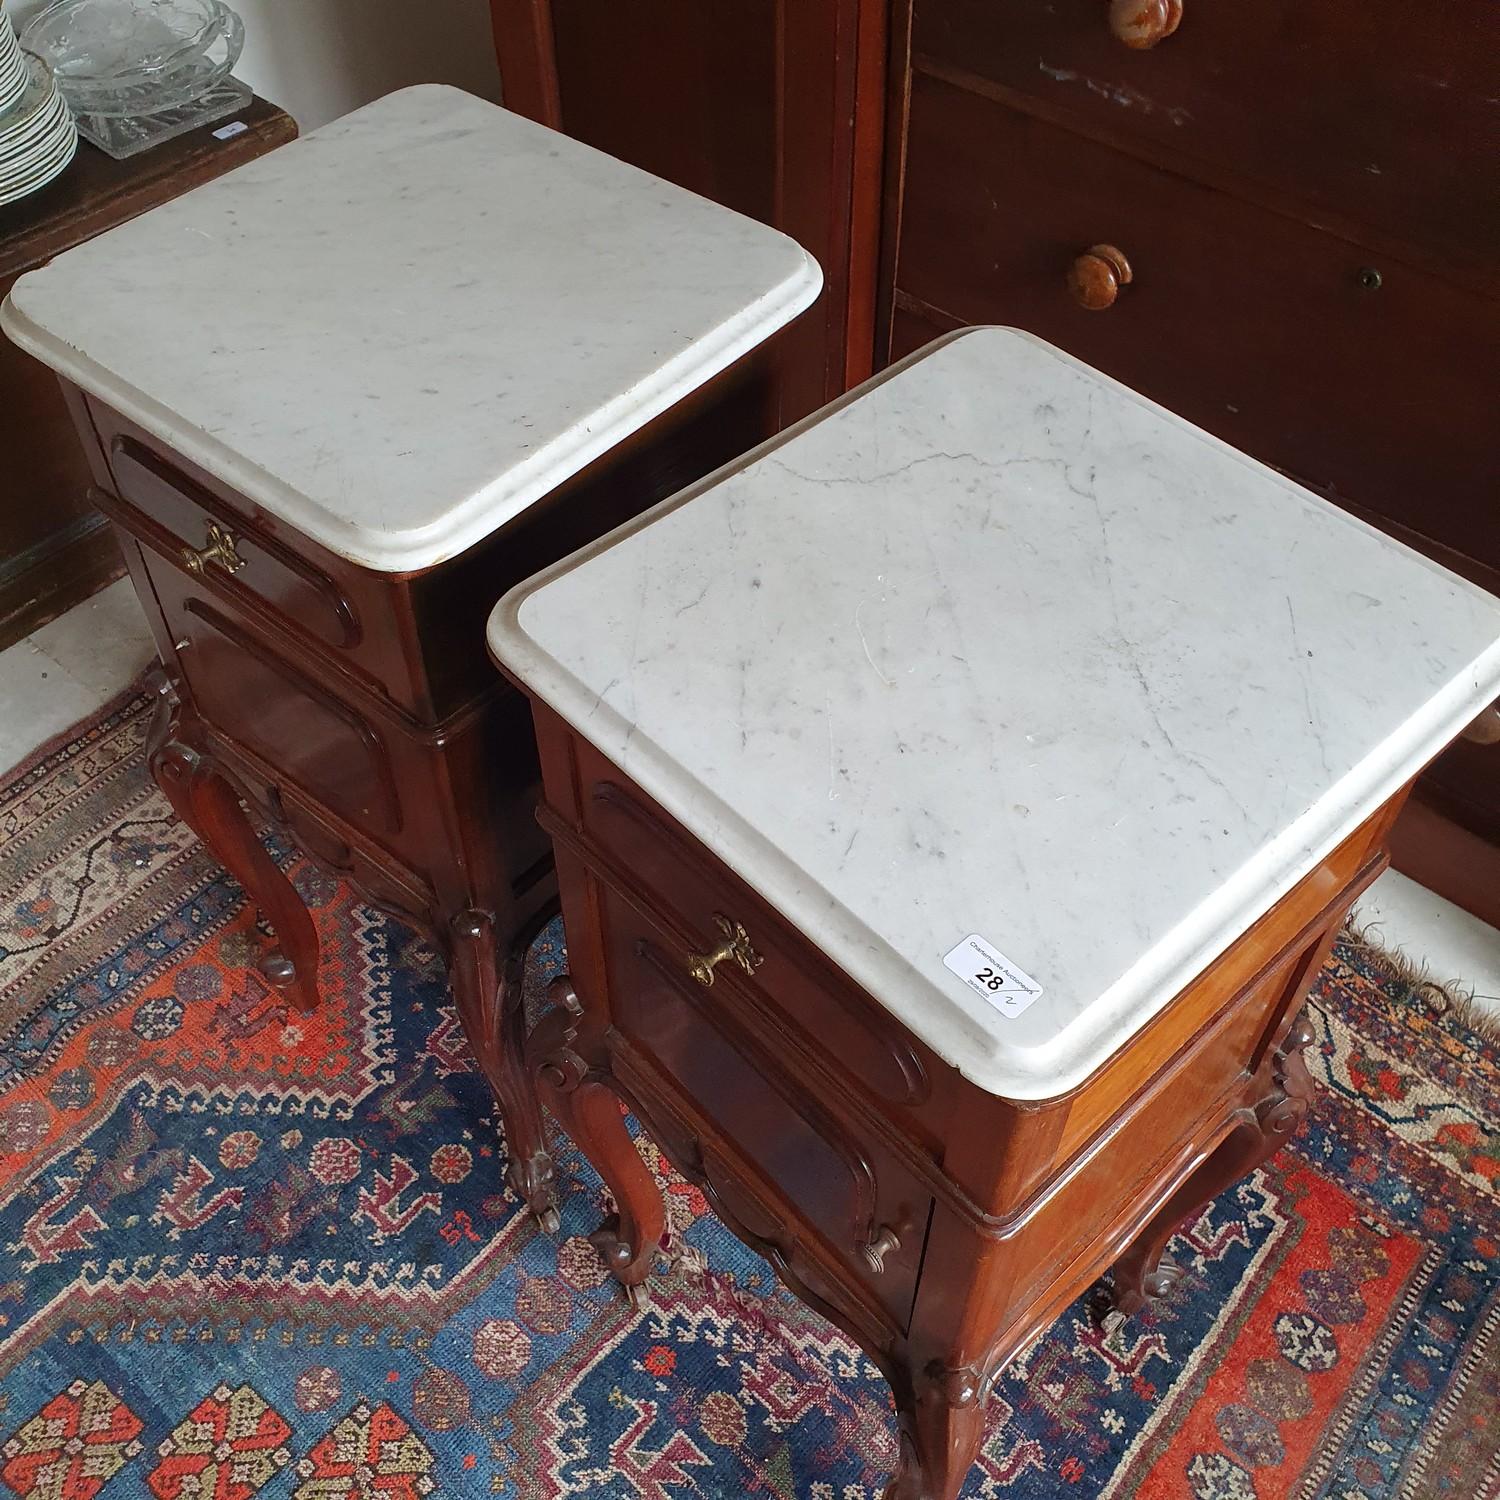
top-left (599, 884), bottom-right (931, 1333)
top-left (145, 558), bottom-right (412, 850)
top-left (176, 595), bottom-right (399, 834)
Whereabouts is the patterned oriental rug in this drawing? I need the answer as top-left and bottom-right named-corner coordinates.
top-left (1, 686), bottom-right (1496, 1500)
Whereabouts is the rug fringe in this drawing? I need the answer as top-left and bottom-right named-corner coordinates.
top-left (1340, 914), bottom-right (1500, 1043)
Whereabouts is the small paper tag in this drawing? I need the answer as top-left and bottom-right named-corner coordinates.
top-left (212, 120), bottom-right (249, 140)
top-left (943, 934), bottom-right (1043, 1019)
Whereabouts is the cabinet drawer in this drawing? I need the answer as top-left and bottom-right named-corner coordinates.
top-left (577, 761), bottom-right (935, 1117)
top-left (598, 883), bottom-right (932, 1334)
top-left (83, 399), bottom-right (432, 720)
top-left (143, 556), bottom-right (445, 878)
top-left (912, 0), bottom-right (1498, 282)
top-left (163, 583), bottom-right (400, 836)
top-left (895, 72), bottom-right (1500, 566)
top-left (107, 434), bottom-right (361, 653)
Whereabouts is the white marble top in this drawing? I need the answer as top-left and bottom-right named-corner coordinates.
top-left (489, 328), bottom-right (1500, 1100)
top-left (1, 85), bottom-right (820, 572)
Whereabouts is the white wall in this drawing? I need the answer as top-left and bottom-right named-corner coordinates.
top-left (231, 0), bottom-right (502, 132)
top-left (11, 0), bottom-right (502, 133)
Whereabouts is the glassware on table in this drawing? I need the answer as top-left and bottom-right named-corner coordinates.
top-left (21, 0), bottom-right (249, 159)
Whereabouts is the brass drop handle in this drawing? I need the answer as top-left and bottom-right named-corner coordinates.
top-left (862, 1225), bottom-right (902, 1275)
top-left (1068, 244), bottom-right (1133, 309)
top-left (181, 522), bottom-right (246, 577)
top-left (1108, 0), bottom-right (1183, 48)
top-left (686, 914), bottom-right (763, 987)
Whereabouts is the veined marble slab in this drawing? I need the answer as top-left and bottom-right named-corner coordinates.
top-left (490, 328), bottom-right (1500, 1100)
top-left (2, 85), bottom-right (820, 572)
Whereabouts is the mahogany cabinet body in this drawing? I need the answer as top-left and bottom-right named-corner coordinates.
top-left (524, 697), bottom-right (1406, 1498)
top-left (489, 0), bottom-right (1500, 925)
top-left (0, 97), bottom-right (297, 649)
top-left (56, 356), bottom-right (776, 1221)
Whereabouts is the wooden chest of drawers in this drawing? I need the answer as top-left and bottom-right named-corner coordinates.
top-left (887, 0), bottom-right (1500, 565)
top-left (882, 0), bottom-right (1500, 918)
top-left (891, 71), bottom-right (1500, 571)
top-left (911, 0), bottom-right (1499, 291)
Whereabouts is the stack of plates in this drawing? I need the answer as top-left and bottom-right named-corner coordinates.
top-left (0, 5), bottom-right (78, 207)
top-left (0, 4), bottom-right (26, 113)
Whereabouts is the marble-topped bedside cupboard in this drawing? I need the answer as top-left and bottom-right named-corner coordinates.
top-left (1, 84), bottom-right (821, 1227)
top-left (488, 329), bottom-right (1500, 1499)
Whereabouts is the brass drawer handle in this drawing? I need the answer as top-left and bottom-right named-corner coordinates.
top-left (181, 522), bottom-right (247, 578)
top-left (1068, 244), bottom-right (1133, 310)
top-left (1108, 0), bottom-right (1182, 48)
top-left (862, 1225), bottom-right (902, 1275)
top-left (686, 914), bottom-right (763, 987)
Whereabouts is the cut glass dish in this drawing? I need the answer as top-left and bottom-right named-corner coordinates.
top-left (21, 0), bottom-right (243, 118)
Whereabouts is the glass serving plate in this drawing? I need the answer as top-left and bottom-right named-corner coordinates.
top-left (21, 0), bottom-right (243, 118)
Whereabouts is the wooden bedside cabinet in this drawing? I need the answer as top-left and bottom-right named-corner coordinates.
top-left (3, 84), bottom-right (820, 1227)
top-left (489, 329), bottom-right (1500, 1498)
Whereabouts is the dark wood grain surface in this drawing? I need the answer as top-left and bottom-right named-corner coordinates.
top-left (911, 0), bottom-right (1500, 297)
top-left (893, 71), bottom-right (1500, 568)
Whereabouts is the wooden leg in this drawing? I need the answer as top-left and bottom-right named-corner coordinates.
top-left (1110, 1009), bottom-right (1316, 1324)
top-left (449, 907), bottom-right (560, 1230)
top-left (147, 678), bottom-right (319, 1013)
top-left (532, 975), bottom-right (666, 1303)
top-left (887, 1367), bottom-right (987, 1500)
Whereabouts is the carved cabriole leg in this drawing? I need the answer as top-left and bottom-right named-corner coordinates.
top-left (147, 675), bottom-right (320, 1013)
top-left (886, 1364), bottom-right (988, 1500)
top-left (448, 907), bottom-right (560, 1230)
top-left (1109, 1007), bottom-right (1318, 1325)
top-left (533, 975), bottom-right (666, 1307)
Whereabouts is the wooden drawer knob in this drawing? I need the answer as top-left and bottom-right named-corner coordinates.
top-left (1463, 704), bottom-right (1500, 746)
top-left (1108, 0), bottom-right (1183, 48)
top-left (1068, 244), bottom-right (1133, 310)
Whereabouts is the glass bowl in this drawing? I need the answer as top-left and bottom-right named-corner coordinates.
top-left (21, 0), bottom-right (243, 118)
